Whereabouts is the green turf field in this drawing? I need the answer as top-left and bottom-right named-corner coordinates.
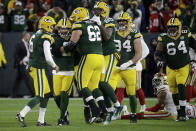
top-left (0, 98), bottom-right (195, 131)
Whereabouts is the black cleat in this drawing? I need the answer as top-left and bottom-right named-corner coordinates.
top-left (57, 119), bottom-right (65, 126)
top-left (37, 122), bottom-right (51, 126)
top-left (16, 113), bottom-right (27, 127)
top-left (130, 114), bottom-right (137, 123)
top-left (64, 112), bottom-right (70, 125)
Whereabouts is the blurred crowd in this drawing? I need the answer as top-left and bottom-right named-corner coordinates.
top-left (0, 0), bottom-right (196, 33)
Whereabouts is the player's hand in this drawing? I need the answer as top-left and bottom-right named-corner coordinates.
top-left (191, 62), bottom-right (196, 71)
top-left (157, 60), bottom-right (165, 69)
top-left (119, 60), bottom-right (133, 70)
top-left (54, 65), bottom-right (59, 73)
top-left (91, 15), bottom-right (101, 26)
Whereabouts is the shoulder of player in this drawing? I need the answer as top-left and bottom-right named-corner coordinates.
top-left (130, 30), bottom-right (142, 39)
top-left (157, 33), bottom-right (167, 41)
top-left (72, 22), bottom-right (83, 30)
top-left (41, 33), bottom-right (55, 44)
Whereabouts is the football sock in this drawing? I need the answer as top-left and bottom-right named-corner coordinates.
top-left (27, 96), bottom-right (40, 109)
top-left (114, 101), bottom-right (120, 107)
top-left (38, 107), bottom-right (46, 123)
top-left (136, 88), bottom-right (145, 105)
top-left (81, 87), bottom-right (99, 117)
top-left (99, 82), bottom-right (118, 103)
top-left (172, 94), bottom-right (179, 106)
top-left (179, 100), bottom-right (186, 116)
top-left (40, 93), bottom-right (50, 108)
top-left (116, 88), bottom-right (125, 104)
top-left (178, 84), bottom-right (186, 100)
top-left (54, 95), bottom-right (61, 108)
top-left (20, 105), bottom-right (31, 117)
top-left (93, 88), bottom-right (107, 113)
top-left (60, 91), bottom-right (69, 119)
top-left (103, 95), bottom-right (112, 108)
top-left (129, 95), bottom-right (137, 113)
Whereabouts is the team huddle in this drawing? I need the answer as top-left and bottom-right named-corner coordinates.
top-left (15, 1), bottom-right (196, 127)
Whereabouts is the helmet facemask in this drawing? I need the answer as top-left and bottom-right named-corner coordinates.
top-left (58, 27), bottom-right (71, 40)
top-left (167, 26), bottom-right (179, 37)
top-left (117, 19), bottom-right (128, 31)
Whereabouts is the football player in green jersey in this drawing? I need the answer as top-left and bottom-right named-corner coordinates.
top-left (109, 12), bottom-right (142, 123)
top-left (90, 1), bottom-right (123, 125)
top-left (154, 17), bottom-right (196, 121)
top-left (16, 16), bottom-right (59, 127)
top-left (51, 18), bottom-right (73, 126)
top-left (62, 7), bottom-right (107, 124)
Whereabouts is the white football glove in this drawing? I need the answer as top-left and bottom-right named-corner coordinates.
top-left (22, 56), bottom-right (29, 65)
top-left (191, 62), bottom-right (196, 71)
top-left (91, 15), bottom-right (101, 26)
top-left (119, 60), bottom-right (133, 70)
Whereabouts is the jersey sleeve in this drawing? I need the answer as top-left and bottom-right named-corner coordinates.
top-left (41, 34), bottom-right (55, 44)
top-left (133, 31), bottom-right (142, 40)
top-left (72, 23), bottom-right (82, 31)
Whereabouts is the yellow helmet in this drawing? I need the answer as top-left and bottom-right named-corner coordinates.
top-left (93, 1), bottom-right (110, 18)
top-left (39, 16), bottom-right (56, 33)
top-left (167, 18), bottom-right (182, 38)
top-left (69, 7), bottom-right (89, 22)
top-left (57, 18), bottom-right (72, 39)
top-left (116, 12), bottom-right (133, 30)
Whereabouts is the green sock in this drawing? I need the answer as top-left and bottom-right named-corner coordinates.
top-left (60, 91), bottom-right (69, 119)
top-left (178, 84), bottom-right (186, 100)
top-left (27, 96), bottom-right (40, 109)
top-left (104, 96), bottom-right (112, 108)
top-left (92, 88), bottom-right (103, 98)
top-left (81, 87), bottom-right (92, 99)
top-left (129, 95), bottom-right (137, 113)
top-left (172, 94), bottom-right (179, 106)
top-left (40, 93), bottom-right (50, 108)
top-left (54, 96), bottom-right (61, 109)
top-left (99, 82), bottom-right (117, 103)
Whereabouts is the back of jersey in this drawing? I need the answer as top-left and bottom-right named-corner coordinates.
top-left (29, 31), bottom-right (53, 69)
top-left (72, 20), bottom-right (103, 55)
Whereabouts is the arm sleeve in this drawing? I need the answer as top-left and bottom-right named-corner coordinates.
top-left (43, 40), bottom-right (56, 68)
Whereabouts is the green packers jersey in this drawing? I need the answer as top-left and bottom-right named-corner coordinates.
top-left (102, 17), bottom-right (117, 55)
top-left (157, 30), bottom-right (192, 69)
top-left (0, 14), bottom-right (9, 32)
top-left (29, 30), bottom-right (54, 69)
top-left (114, 30), bottom-right (142, 67)
top-left (51, 34), bottom-right (74, 71)
top-left (72, 20), bottom-right (103, 55)
top-left (10, 9), bottom-right (29, 31)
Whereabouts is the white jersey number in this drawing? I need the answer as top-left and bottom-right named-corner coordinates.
top-left (87, 25), bottom-right (101, 42)
top-left (114, 39), bottom-right (131, 52)
top-left (29, 34), bottom-right (35, 53)
top-left (167, 41), bottom-right (187, 55)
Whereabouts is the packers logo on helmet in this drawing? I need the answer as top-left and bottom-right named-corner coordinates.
top-left (70, 7), bottom-right (89, 22)
top-left (116, 12), bottom-right (133, 31)
top-left (93, 1), bottom-right (110, 18)
top-left (57, 18), bottom-right (72, 39)
top-left (167, 18), bottom-right (182, 39)
top-left (39, 16), bottom-right (56, 33)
